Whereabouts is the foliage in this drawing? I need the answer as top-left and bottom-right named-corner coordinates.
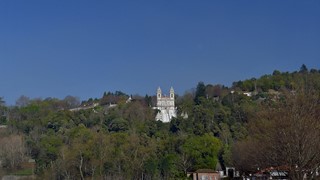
top-left (12, 168), bottom-right (33, 176)
top-left (182, 134), bottom-right (222, 171)
top-left (1, 65), bottom-right (320, 179)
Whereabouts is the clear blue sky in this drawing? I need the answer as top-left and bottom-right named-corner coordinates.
top-left (1, 1), bottom-right (319, 105)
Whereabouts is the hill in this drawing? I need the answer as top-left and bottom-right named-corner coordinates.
top-left (0, 64), bottom-right (319, 179)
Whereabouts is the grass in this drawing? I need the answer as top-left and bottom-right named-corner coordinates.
top-left (11, 168), bottom-right (33, 176)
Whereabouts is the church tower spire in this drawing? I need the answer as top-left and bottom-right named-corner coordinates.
top-left (157, 87), bottom-right (162, 99)
top-left (170, 87), bottom-right (174, 99)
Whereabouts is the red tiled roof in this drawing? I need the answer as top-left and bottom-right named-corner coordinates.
top-left (195, 169), bottom-right (218, 173)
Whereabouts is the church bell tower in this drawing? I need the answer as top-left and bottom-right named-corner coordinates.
top-left (157, 87), bottom-right (162, 100)
top-left (170, 87), bottom-right (174, 99)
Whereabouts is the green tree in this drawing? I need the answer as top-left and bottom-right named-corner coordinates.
top-left (299, 64), bottom-right (308, 73)
top-left (194, 82), bottom-right (206, 104)
top-left (35, 132), bottom-right (63, 173)
top-left (182, 134), bottom-right (222, 171)
top-left (108, 118), bottom-right (129, 132)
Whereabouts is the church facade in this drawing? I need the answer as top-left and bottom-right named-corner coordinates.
top-left (155, 87), bottom-right (177, 122)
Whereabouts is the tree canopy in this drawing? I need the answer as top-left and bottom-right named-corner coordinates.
top-left (1, 65), bottom-right (320, 179)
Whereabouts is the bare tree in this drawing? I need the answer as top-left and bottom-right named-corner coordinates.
top-left (0, 97), bottom-right (5, 106)
top-left (63, 95), bottom-right (80, 109)
top-left (232, 91), bottom-right (320, 179)
top-left (0, 135), bottom-right (27, 169)
top-left (15, 95), bottom-right (31, 107)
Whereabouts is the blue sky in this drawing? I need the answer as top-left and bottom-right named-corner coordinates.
top-left (1, 1), bottom-right (319, 105)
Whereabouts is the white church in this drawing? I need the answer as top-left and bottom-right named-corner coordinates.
top-left (155, 87), bottom-right (177, 122)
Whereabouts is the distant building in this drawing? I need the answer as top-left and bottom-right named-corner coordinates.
top-left (0, 125), bottom-right (7, 128)
top-left (243, 92), bottom-right (252, 97)
top-left (253, 166), bottom-right (289, 179)
top-left (187, 169), bottom-right (220, 180)
top-left (155, 87), bottom-right (177, 122)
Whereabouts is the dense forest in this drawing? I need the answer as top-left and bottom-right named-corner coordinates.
top-left (0, 65), bottom-right (320, 180)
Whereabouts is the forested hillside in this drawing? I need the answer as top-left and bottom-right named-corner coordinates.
top-left (0, 65), bottom-right (319, 179)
